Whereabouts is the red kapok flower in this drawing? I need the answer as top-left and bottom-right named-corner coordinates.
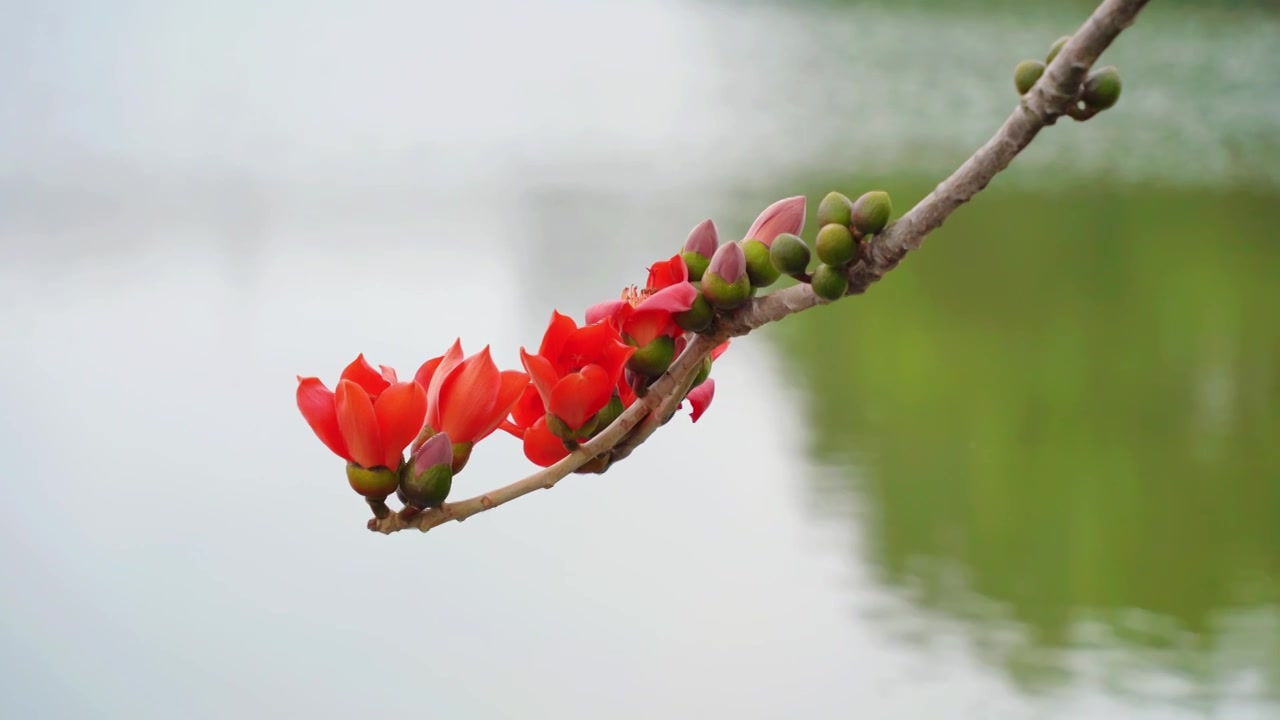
top-left (586, 254), bottom-right (698, 348)
top-left (517, 311), bottom-right (633, 435)
top-left (413, 340), bottom-right (528, 446)
top-left (296, 354), bottom-right (428, 469)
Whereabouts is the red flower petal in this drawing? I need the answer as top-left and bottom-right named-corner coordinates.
top-left (538, 311), bottom-right (578, 362)
top-left (425, 340), bottom-right (465, 431)
top-left (585, 299), bottom-right (628, 326)
top-left (414, 356), bottom-right (442, 390)
top-left (510, 382), bottom-right (546, 429)
top-left (597, 335), bottom-right (636, 383)
top-left (521, 349), bottom-right (559, 407)
top-left (335, 379), bottom-right (383, 468)
top-left (296, 376), bottom-right (351, 462)
top-left (712, 340), bottom-right (731, 361)
top-left (623, 308), bottom-right (673, 349)
top-left (523, 416), bottom-right (571, 467)
top-left (379, 365), bottom-right (399, 384)
top-left (646, 254), bottom-right (688, 289)
top-left (548, 364), bottom-right (612, 431)
top-left (559, 321), bottom-right (633, 375)
top-left (340, 354), bottom-right (392, 399)
top-left (685, 378), bottom-right (715, 423)
top-left (616, 376), bottom-right (637, 409)
top-left (373, 380), bottom-right (428, 468)
top-left (437, 347), bottom-right (501, 443)
top-left (635, 282), bottom-right (697, 314)
top-left (473, 369), bottom-right (530, 442)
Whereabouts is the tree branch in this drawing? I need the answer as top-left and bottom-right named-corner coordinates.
top-left (368, 0), bottom-right (1150, 535)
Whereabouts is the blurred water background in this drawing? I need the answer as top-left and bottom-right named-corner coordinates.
top-left (2, 0), bottom-right (1277, 717)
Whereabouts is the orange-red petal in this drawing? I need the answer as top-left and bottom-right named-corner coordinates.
top-left (523, 416), bottom-right (571, 467)
top-left (414, 356), bottom-right (443, 390)
top-left (521, 349), bottom-right (559, 407)
top-left (712, 340), bottom-right (731, 361)
top-left (559, 321), bottom-right (633, 376)
top-left (623, 308), bottom-right (674, 348)
top-left (296, 376), bottom-right (351, 461)
top-left (437, 347), bottom-right (501, 443)
top-left (646, 254), bottom-right (688, 289)
top-left (473, 369), bottom-right (530, 442)
top-left (585, 299), bottom-right (627, 327)
top-left (335, 379), bottom-right (383, 468)
top-left (379, 365), bottom-right (399, 384)
top-left (686, 378), bottom-right (715, 423)
top-left (373, 380), bottom-right (428, 468)
top-left (510, 382), bottom-right (545, 429)
top-left (340, 354), bottom-right (391, 399)
top-left (548, 364), bottom-right (612, 431)
top-left (635, 281), bottom-right (697, 314)
top-left (425, 340), bottom-right (465, 431)
top-left (538, 311), bottom-right (579, 362)
top-left (597, 335), bottom-right (636, 383)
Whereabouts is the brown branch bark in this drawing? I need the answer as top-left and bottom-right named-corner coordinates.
top-left (369, 0), bottom-right (1151, 535)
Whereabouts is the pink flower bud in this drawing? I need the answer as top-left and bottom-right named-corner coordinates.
top-left (707, 241), bottom-right (746, 284)
top-left (743, 195), bottom-right (807, 247)
top-left (683, 219), bottom-right (719, 257)
top-left (411, 431), bottom-right (453, 476)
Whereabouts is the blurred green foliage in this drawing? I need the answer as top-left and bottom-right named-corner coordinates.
top-left (771, 176), bottom-right (1280, 695)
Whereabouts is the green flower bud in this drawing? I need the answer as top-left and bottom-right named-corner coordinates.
top-left (681, 251), bottom-right (710, 282)
top-left (1014, 59), bottom-right (1045, 95)
top-left (851, 191), bottom-right (892, 236)
top-left (815, 223), bottom-right (856, 267)
top-left (816, 191), bottom-right (853, 227)
top-left (675, 291), bottom-right (714, 332)
top-left (811, 263), bottom-right (849, 301)
top-left (627, 335), bottom-right (676, 377)
top-left (769, 233), bottom-right (811, 276)
top-left (397, 433), bottom-right (454, 509)
top-left (702, 271), bottom-right (751, 309)
top-left (347, 462), bottom-right (400, 499)
top-left (1046, 35), bottom-right (1071, 64)
top-left (691, 356), bottom-right (713, 388)
top-left (741, 239), bottom-right (781, 288)
top-left (702, 243), bottom-right (752, 309)
top-left (1082, 66), bottom-right (1121, 110)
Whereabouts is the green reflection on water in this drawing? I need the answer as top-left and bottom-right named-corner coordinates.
top-left (769, 177), bottom-right (1280, 700)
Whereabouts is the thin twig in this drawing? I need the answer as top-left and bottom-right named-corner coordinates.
top-left (369, 0), bottom-right (1151, 535)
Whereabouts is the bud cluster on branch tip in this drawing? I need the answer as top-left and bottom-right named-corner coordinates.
top-left (774, 188), bottom-right (893, 302)
top-left (1014, 35), bottom-right (1122, 116)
